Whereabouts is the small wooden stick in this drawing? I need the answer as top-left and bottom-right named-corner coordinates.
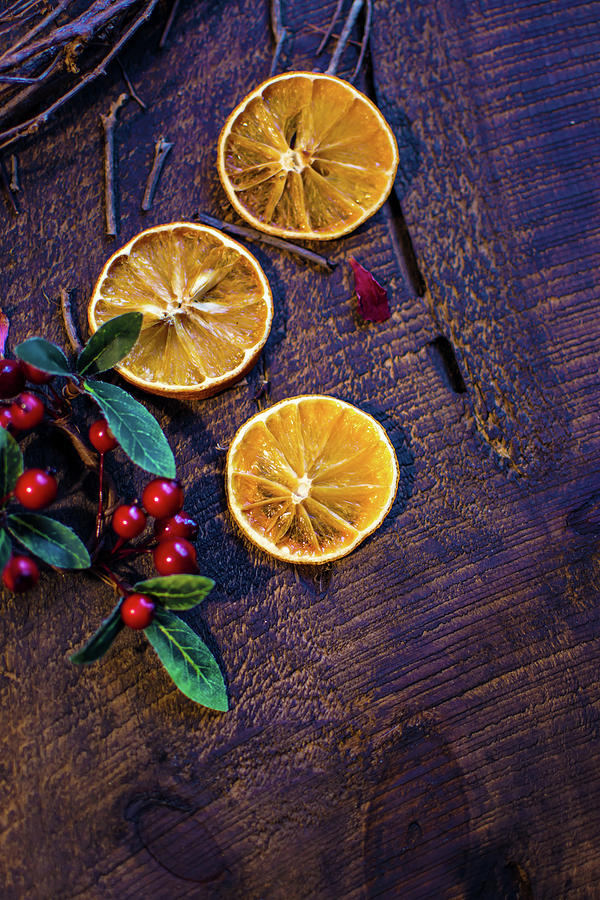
top-left (117, 58), bottom-right (146, 110)
top-left (326, 0), bottom-right (364, 75)
top-left (9, 153), bottom-right (18, 191)
top-left (100, 92), bottom-right (128, 237)
top-left (196, 211), bottom-right (336, 270)
top-left (141, 137), bottom-right (172, 211)
top-left (351, 0), bottom-right (371, 81)
top-left (60, 287), bottom-right (83, 353)
top-left (317, 0), bottom-right (345, 55)
top-left (0, 156), bottom-right (17, 213)
top-left (270, 0), bottom-right (287, 76)
top-left (159, 0), bottom-right (181, 48)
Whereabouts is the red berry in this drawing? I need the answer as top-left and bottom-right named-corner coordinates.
top-left (121, 593), bottom-right (156, 629)
top-left (142, 478), bottom-right (184, 518)
top-left (154, 513), bottom-right (199, 542)
top-left (19, 360), bottom-right (53, 385)
top-left (2, 555), bottom-right (39, 592)
top-left (153, 538), bottom-right (198, 575)
top-left (112, 504), bottom-right (147, 539)
top-left (10, 392), bottom-right (45, 430)
top-left (0, 359), bottom-right (25, 399)
top-left (14, 468), bottom-right (57, 509)
top-left (89, 418), bottom-right (118, 453)
top-left (0, 406), bottom-right (13, 429)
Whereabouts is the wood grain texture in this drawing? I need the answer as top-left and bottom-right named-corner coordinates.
top-left (0, 0), bottom-right (600, 897)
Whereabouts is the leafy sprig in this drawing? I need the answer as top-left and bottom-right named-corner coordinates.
top-left (15, 313), bottom-right (175, 477)
top-left (0, 314), bottom-right (227, 712)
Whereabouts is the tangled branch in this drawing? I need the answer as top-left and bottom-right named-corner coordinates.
top-left (0, 0), bottom-right (160, 152)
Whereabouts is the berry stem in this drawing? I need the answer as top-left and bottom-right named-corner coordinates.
top-left (95, 451), bottom-right (105, 540)
top-left (111, 536), bottom-right (126, 555)
top-left (97, 563), bottom-right (131, 596)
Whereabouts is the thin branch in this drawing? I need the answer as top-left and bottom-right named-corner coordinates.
top-left (0, 0), bottom-right (142, 72)
top-left (0, 0), bottom-right (71, 65)
top-left (196, 211), bottom-right (336, 270)
top-left (270, 0), bottom-right (284, 41)
top-left (0, 0), bottom-right (160, 152)
top-left (117, 57), bottom-right (145, 109)
top-left (0, 54), bottom-right (62, 127)
top-left (158, 0), bottom-right (180, 48)
top-left (350, 0), bottom-right (371, 82)
top-left (141, 136), bottom-right (171, 211)
top-left (305, 23), bottom-right (362, 50)
top-left (101, 92), bottom-right (128, 237)
top-left (270, 27), bottom-right (288, 77)
top-left (317, 0), bottom-right (345, 55)
top-left (60, 287), bottom-right (83, 353)
top-left (0, 156), bottom-right (18, 213)
top-left (326, 0), bottom-right (363, 75)
top-left (9, 153), bottom-right (18, 191)
top-left (269, 0), bottom-right (286, 76)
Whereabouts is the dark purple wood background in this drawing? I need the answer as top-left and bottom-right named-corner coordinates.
top-left (2, 0), bottom-right (600, 897)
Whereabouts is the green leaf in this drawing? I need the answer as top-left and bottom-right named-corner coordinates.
top-left (134, 575), bottom-right (214, 610)
top-left (0, 529), bottom-right (11, 572)
top-left (0, 427), bottom-right (23, 500)
top-left (77, 313), bottom-right (143, 375)
top-left (7, 513), bottom-right (91, 569)
top-left (144, 607), bottom-right (228, 711)
top-left (15, 337), bottom-right (72, 376)
top-left (70, 600), bottom-right (124, 664)
top-left (84, 379), bottom-right (175, 477)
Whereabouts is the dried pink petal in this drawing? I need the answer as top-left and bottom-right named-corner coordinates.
top-left (349, 258), bottom-right (390, 323)
top-left (0, 311), bottom-right (9, 356)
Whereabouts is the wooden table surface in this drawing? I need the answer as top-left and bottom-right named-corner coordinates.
top-left (2, 1), bottom-right (600, 897)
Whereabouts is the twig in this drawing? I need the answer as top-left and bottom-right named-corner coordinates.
top-left (326, 0), bottom-right (364, 75)
top-left (0, 0), bottom-right (70, 65)
top-left (269, 0), bottom-right (286, 76)
top-left (0, 0), bottom-right (161, 152)
top-left (350, 0), bottom-right (371, 81)
top-left (60, 287), bottom-right (83, 353)
top-left (95, 451), bottom-right (105, 540)
top-left (196, 212), bottom-right (336, 270)
top-left (0, 0), bottom-right (142, 72)
top-left (317, 0), bottom-right (345, 55)
top-left (141, 136), bottom-right (172, 211)
top-left (117, 57), bottom-right (146, 110)
top-left (9, 153), bottom-right (18, 190)
top-left (0, 55), bottom-right (62, 127)
top-left (158, 0), bottom-right (180, 48)
top-left (0, 155), bottom-right (18, 213)
top-left (101, 92), bottom-right (128, 237)
top-left (305, 23), bottom-right (362, 50)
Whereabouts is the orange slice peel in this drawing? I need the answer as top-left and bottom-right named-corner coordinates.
top-left (218, 72), bottom-right (399, 241)
top-left (226, 395), bottom-right (399, 564)
top-left (88, 223), bottom-right (273, 398)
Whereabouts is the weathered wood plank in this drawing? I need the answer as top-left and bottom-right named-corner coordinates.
top-left (1, 0), bottom-right (600, 897)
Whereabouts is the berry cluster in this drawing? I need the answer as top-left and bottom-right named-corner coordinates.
top-left (0, 350), bottom-right (200, 621)
top-left (0, 356), bottom-right (54, 592)
top-left (91, 429), bottom-right (198, 630)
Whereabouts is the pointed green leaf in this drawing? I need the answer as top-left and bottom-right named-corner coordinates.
top-left (133, 575), bottom-right (214, 610)
top-left (0, 427), bottom-right (23, 500)
top-left (144, 607), bottom-right (228, 711)
top-left (77, 313), bottom-right (143, 375)
top-left (7, 513), bottom-right (91, 569)
top-left (70, 600), bottom-right (124, 664)
top-left (84, 379), bottom-right (175, 477)
top-left (15, 337), bottom-right (72, 376)
top-left (0, 529), bottom-right (11, 572)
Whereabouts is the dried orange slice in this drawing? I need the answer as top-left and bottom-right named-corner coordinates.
top-left (226, 396), bottom-right (398, 564)
top-left (218, 72), bottom-right (399, 240)
top-left (88, 223), bottom-right (273, 398)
